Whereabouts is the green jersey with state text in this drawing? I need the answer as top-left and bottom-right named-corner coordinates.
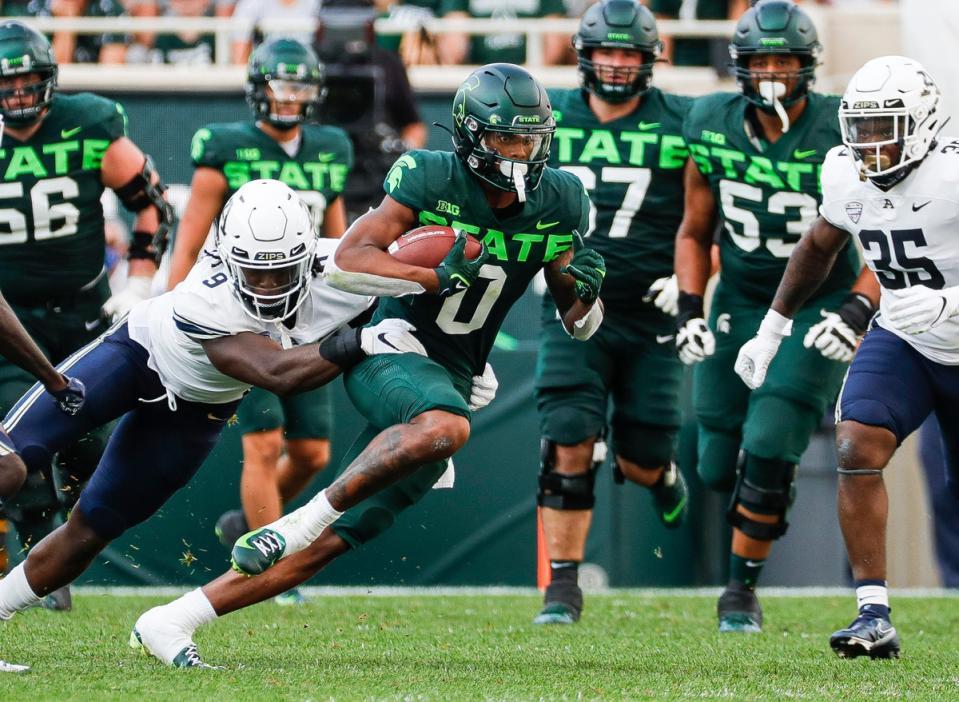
top-left (376, 149), bottom-right (590, 380)
top-left (549, 87), bottom-right (691, 309)
top-left (684, 91), bottom-right (858, 304)
top-left (0, 92), bottom-right (126, 300)
top-left (191, 121), bottom-right (353, 228)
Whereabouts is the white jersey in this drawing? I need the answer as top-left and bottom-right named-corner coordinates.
top-left (127, 239), bottom-right (373, 404)
top-left (820, 140), bottom-right (959, 364)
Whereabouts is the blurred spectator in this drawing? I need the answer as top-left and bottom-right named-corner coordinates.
top-left (10, 0), bottom-right (129, 63)
top-left (374, 0), bottom-right (444, 65)
top-left (438, 0), bottom-right (569, 66)
top-left (650, 0), bottom-right (748, 68)
top-left (315, 0), bottom-right (426, 220)
top-left (230, 0), bottom-right (320, 64)
top-left (127, 0), bottom-right (217, 64)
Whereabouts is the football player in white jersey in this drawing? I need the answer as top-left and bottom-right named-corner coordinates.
top-left (0, 180), bottom-right (449, 670)
top-left (733, 56), bottom-right (953, 659)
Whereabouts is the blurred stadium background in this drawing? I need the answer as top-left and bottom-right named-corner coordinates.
top-left (3, 0), bottom-right (951, 592)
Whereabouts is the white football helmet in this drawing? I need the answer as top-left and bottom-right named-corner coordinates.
top-left (215, 179), bottom-right (317, 322)
top-left (839, 56), bottom-right (943, 182)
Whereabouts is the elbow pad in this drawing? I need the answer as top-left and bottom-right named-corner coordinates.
top-left (324, 255), bottom-right (426, 297)
top-left (116, 155), bottom-right (175, 264)
top-left (567, 303), bottom-right (603, 341)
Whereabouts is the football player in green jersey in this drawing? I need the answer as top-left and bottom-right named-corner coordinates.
top-left (132, 63), bottom-right (605, 668)
top-left (0, 19), bottom-right (172, 610)
top-left (532, 0), bottom-right (691, 625)
top-left (166, 37), bottom-right (353, 605)
top-left (673, 0), bottom-right (879, 632)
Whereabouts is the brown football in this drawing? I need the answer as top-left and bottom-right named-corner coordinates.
top-left (389, 226), bottom-right (482, 268)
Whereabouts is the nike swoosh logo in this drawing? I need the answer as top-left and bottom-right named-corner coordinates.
top-left (912, 201), bottom-right (932, 211)
top-left (207, 413), bottom-right (227, 423)
top-left (317, 152), bottom-right (337, 162)
top-left (61, 126), bottom-right (82, 139)
top-left (84, 319), bottom-right (100, 331)
top-left (638, 121), bottom-right (660, 131)
top-left (655, 334), bottom-right (675, 344)
top-left (376, 332), bottom-right (400, 352)
top-left (793, 148), bottom-right (817, 160)
top-left (535, 220), bottom-right (559, 230)
top-left (662, 495), bottom-right (687, 524)
top-left (745, 560), bottom-right (765, 568)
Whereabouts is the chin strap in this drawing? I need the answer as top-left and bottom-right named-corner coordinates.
top-left (759, 81), bottom-right (790, 133)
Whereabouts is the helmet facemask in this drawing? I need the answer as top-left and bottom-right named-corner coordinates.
top-left (839, 57), bottom-right (943, 188)
top-left (459, 116), bottom-right (554, 202)
top-left (0, 67), bottom-right (56, 127)
top-left (730, 51), bottom-right (818, 132)
top-left (246, 38), bottom-right (326, 131)
top-left (230, 257), bottom-right (312, 322)
top-left (576, 47), bottom-right (658, 103)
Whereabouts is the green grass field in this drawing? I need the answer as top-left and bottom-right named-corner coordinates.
top-left (2, 590), bottom-right (958, 701)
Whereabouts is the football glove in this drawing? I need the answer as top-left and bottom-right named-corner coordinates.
top-left (468, 363), bottom-right (498, 411)
top-left (884, 284), bottom-right (959, 335)
top-left (101, 275), bottom-right (152, 321)
top-left (562, 234), bottom-right (605, 304)
top-left (734, 309), bottom-right (793, 389)
top-left (434, 231), bottom-right (489, 297)
top-left (359, 319), bottom-right (428, 357)
top-left (48, 376), bottom-right (85, 416)
top-left (643, 274), bottom-right (679, 316)
top-left (675, 292), bottom-right (714, 365)
top-left (803, 293), bottom-right (875, 362)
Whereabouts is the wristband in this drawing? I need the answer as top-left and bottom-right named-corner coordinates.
top-left (318, 327), bottom-right (364, 368)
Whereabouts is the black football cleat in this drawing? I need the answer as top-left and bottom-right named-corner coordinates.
top-left (717, 585), bottom-right (763, 633)
top-left (830, 614), bottom-right (900, 659)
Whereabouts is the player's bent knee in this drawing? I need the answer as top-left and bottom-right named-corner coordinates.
top-left (538, 438), bottom-right (598, 510)
top-left (241, 430), bottom-right (284, 467)
top-left (726, 451), bottom-right (795, 541)
top-left (696, 426), bottom-right (741, 492)
top-left (553, 438), bottom-right (596, 475)
top-left (287, 440), bottom-right (331, 476)
top-left (835, 420), bottom-right (897, 471)
top-left (415, 411), bottom-right (470, 458)
top-left (0, 453), bottom-right (27, 497)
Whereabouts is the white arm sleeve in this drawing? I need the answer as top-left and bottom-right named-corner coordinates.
top-left (566, 303), bottom-right (603, 341)
top-left (323, 254), bottom-right (426, 298)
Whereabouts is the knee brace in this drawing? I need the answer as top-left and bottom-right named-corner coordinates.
top-left (537, 438), bottom-right (602, 510)
top-left (726, 451), bottom-right (796, 541)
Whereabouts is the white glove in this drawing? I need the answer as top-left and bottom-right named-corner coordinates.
top-left (676, 318), bottom-right (715, 365)
top-left (468, 362), bottom-right (498, 411)
top-left (734, 309), bottom-right (793, 389)
top-left (643, 274), bottom-right (679, 316)
top-left (101, 275), bottom-right (152, 321)
top-left (803, 310), bottom-right (859, 362)
top-left (884, 285), bottom-right (959, 335)
top-left (359, 319), bottom-right (427, 356)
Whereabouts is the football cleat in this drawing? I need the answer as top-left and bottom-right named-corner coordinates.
top-left (131, 607), bottom-right (221, 669)
top-left (830, 614), bottom-right (901, 659)
top-left (274, 587), bottom-right (307, 607)
top-left (40, 585), bottom-right (72, 612)
top-left (717, 585), bottom-right (763, 633)
top-left (651, 462), bottom-right (688, 529)
top-left (0, 659), bottom-right (29, 673)
top-left (533, 580), bottom-right (583, 625)
top-left (214, 509), bottom-right (248, 550)
top-left (231, 527), bottom-right (286, 576)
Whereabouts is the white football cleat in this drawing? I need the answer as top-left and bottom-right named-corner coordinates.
top-left (130, 606), bottom-right (219, 669)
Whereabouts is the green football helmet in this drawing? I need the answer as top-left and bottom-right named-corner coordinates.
top-left (729, 0), bottom-right (821, 110)
top-left (0, 20), bottom-right (57, 127)
top-left (246, 37), bottom-right (325, 130)
top-left (573, 0), bottom-right (662, 103)
top-left (452, 63), bottom-right (555, 201)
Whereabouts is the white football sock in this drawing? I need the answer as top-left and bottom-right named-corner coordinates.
top-left (135, 588), bottom-right (217, 665)
top-left (269, 489), bottom-right (343, 555)
top-left (856, 583), bottom-right (889, 610)
top-left (175, 588), bottom-right (218, 631)
top-left (0, 563), bottom-right (41, 619)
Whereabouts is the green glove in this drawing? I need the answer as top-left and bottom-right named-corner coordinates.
top-left (562, 233), bottom-right (605, 303)
top-left (434, 232), bottom-right (489, 297)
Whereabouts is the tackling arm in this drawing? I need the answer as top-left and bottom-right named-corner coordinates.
top-left (326, 195), bottom-right (442, 296)
top-left (0, 292), bottom-right (65, 392)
